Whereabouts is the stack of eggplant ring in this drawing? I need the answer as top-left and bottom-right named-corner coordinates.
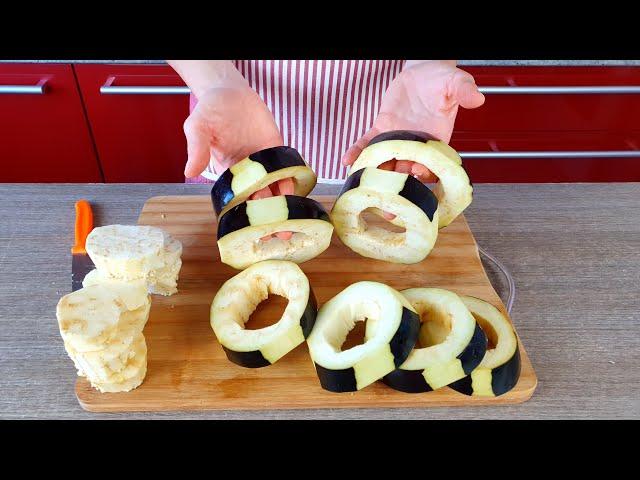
top-left (332, 130), bottom-right (473, 264)
top-left (212, 146), bottom-right (334, 270)
top-left (210, 147), bottom-right (330, 368)
top-left (307, 284), bottom-right (521, 397)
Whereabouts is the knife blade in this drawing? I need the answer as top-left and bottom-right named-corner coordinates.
top-left (71, 199), bottom-right (95, 292)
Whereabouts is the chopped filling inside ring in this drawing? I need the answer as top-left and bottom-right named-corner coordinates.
top-left (217, 195), bottom-right (333, 270)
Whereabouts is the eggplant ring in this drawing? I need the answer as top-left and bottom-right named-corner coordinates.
top-left (449, 296), bottom-right (521, 397)
top-left (348, 130), bottom-right (471, 228)
top-left (307, 281), bottom-right (420, 392)
top-left (367, 130), bottom-right (462, 165)
top-left (211, 146), bottom-right (317, 218)
top-left (210, 260), bottom-right (317, 368)
top-left (383, 288), bottom-right (487, 393)
top-left (217, 195), bottom-right (333, 270)
top-left (331, 168), bottom-right (439, 264)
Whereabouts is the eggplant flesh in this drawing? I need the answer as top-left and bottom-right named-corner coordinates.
top-left (331, 170), bottom-right (439, 264)
top-left (349, 135), bottom-right (471, 228)
top-left (307, 281), bottom-right (420, 392)
top-left (382, 288), bottom-right (487, 393)
top-left (217, 195), bottom-right (333, 270)
top-left (367, 130), bottom-right (462, 166)
top-left (218, 195), bottom-right (330, 240)
top-left (339, 168), bottom-right (438, 222)
top-left (211, 146), bottom-right (317, 217)
top-left (210, 260), bottom-right (317, 367)
top-left (448, 296), bottom-right (521, 397)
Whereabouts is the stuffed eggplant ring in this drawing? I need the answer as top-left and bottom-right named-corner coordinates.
top-left (211, 146), bottom-right (317, 217)
top-left (331, 167), bottom-right (439, 264)
top-left (348, 130), bottom-right (472, 228)
top-left (210, 260), bottom-right (317, 368)
top-left (217, 195), bottom-right (333, 270)
top-left (449, 296), bottom-right (521, 397)
top-left (307, 281), bottom-right (420, 392)
top-left (383, 288), bottom-right (487, 393)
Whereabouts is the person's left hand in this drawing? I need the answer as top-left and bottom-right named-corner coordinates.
top-left (341, 60), bottom-right (485, 184)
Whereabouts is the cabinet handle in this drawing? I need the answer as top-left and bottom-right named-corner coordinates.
top-left (459, 151), bottom-right (640, 159)
top-left (479, 86), bottom-right (640, 94)
top-left (100, 77), bottom-right (189, 95)
top-left (0, 78), bottom-right (47, 95)
top-left (98, 84), bottom-right (640, 95)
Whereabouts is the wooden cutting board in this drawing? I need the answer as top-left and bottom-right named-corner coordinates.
top-left (76, 195), bottom-right (537, 412)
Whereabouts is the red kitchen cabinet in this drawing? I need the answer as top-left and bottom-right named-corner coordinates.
top-left (74, 64), bottom-right (188, 183)
top-left (450, 130), bottom-right (640, 182)
top-left (458, 66), bottom-right (640, 132)
top-left (0, 64), bottom-right (102, 182)
top-left (452, 66), bottom-right (640, 182)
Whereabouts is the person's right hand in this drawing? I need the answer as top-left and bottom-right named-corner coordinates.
top-left (183, 85), bottom-right (283, 178)
top-left (184, 84), bottom-right (293, 240)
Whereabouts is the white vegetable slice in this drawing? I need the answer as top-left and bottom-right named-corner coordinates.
top-left (217, 195), bottom-right (333, 270)
top-left (448, 296), bottom-right (521, 397)
top-left (210, 260), bottom-right (317, 367)
top-left (349, 133), bottom-right (472, 228)
top-left (85, 225), bottom-right (182, 296)
top-left (57, 283), bottom-right (150, 353)
top-left (331, 168), bottom-right (439, 264)
top-left (383, 288), bottom-right (487, 392)
top-left (307, 281), bottom-right (420, 392)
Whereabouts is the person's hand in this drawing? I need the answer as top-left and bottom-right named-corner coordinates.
top-left (183, 85), bottom-right (283, 178)
top-left (341, 60), bottom-right (485, 183)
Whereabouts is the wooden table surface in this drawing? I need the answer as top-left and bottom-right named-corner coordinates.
top-left (1, 183), bottom-right (638, 419)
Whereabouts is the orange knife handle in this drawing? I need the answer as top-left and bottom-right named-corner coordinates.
top-left (71, 200), bottom-right (94, 254)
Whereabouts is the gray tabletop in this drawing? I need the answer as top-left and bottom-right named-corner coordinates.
top-left (1, 183), bottom-right (638, 419)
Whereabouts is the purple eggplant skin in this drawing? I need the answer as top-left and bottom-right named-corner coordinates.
top-left (222, 346), bottom-right (271, 368)
top-left (337, 168), bottom-right (438, 222)
top-left (367, 130), bottom-right (439, 146)
top-left (383, 368), bottom-right (434, 393)
top-left (337, 168), bottom-right (364, 196)
top-left (220, 292), bottom-right (318, 368)
top-left (458, 323), bottom-right (488, 375)
top-left (389, 307), bottom-right (421, 368)
top-left (383, 322), bottom-right (487, 394)
top-left (314, 306), bottom-right (419, 393)
top-left (314, 364), bottom-right (358, 392)
top-left (216, 202), bottom-right (250, 240)
top-left (398, 174), bottom-right (438, 222)
top-left (449, 345), bottom-right (521, 397)
top-left (300, 289), bottom-right (318, 338)
top-left (211, 146), bottom-right (307, 216)
top-left (216, 195), bottom-right (331, 240)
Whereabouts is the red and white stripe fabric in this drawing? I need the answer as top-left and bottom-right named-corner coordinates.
top-left (194, 60), bottom-right (406, 183)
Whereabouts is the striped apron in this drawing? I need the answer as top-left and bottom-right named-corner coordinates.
top-left (188, 60), bottom-right (406, 184)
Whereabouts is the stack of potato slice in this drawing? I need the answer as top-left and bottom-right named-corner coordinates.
top-left (57, 282), bottom-right (151, 392)
top-left (85, 225), bottom-right (183, 296)
top-left (57, 225), bottom-right (183, 393)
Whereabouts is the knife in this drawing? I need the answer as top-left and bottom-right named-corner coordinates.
top-left (71, 199), bottom-right (95, 292)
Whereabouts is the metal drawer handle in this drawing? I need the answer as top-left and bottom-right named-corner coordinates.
top-left (0, 78), bottom-right (48, 95)
top-left (100, 76), bottom-right (189, 95)
top-left (459, 151), bottom-right (640, 159)
top-left (99, 84), bottom-right (640, 95)
top-left (479, 86), bottom-right (640, 94)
